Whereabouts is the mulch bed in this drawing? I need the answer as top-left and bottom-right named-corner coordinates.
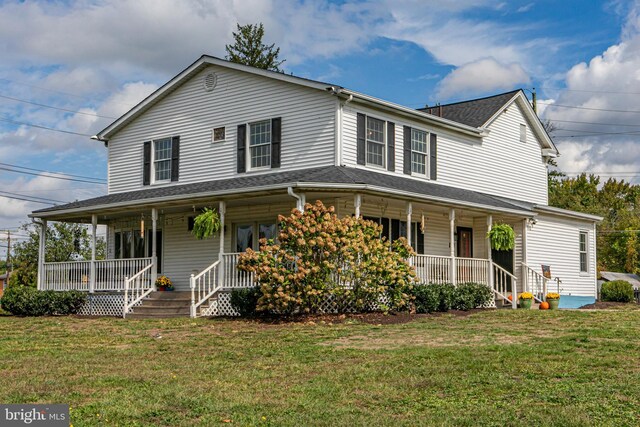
top-left (579, 301), bottom-right (639, 310)
top-left (226, 309), bottom-right (486, 325)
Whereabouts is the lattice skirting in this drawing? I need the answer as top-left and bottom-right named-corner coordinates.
top-left (208, 290), bottom-right (392, 317)
top-left (77, 293), bottom-right (142, 317)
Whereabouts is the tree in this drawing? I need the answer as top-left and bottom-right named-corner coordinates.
top-left (225, 23), bottom-right (284, 71)
top-left (9, 222), bottom-right (106, 287)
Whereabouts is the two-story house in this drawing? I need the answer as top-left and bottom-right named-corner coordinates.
top-left (30, 55), bottom-right (601, 317)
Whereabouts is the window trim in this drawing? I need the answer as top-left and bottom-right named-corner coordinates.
top-left (365, 115), bottom-right (386, 169)
top-left (233, 219), bottom-right (279, 251)
top-left (520, 123), bottom-right (527, 143)
top-left (579, 230), bottom-right (589, 273)
top-left (410, 127), bottom-right (429, 176)
top-left (246, 119), bottom-right (272, 171)
top-left (151, 137), bottom-right (173, 184)
top-left (212, 126), bottom-right (226, 143)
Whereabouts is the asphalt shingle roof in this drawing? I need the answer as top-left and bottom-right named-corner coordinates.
top-left (417, 90), bottom-right (520, 128)
top-left (33, 166), bottom-right (532, 216)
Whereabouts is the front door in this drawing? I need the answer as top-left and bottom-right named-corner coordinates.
top-left (457, 227), bottom-right (473, 258)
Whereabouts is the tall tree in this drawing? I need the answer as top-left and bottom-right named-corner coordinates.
top-left (225, 23), bottom-right (284, 71)
top-left (9, 222), bottom-right (105, 287)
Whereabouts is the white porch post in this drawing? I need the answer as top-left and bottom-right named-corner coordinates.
top-left (90, 214), bottom-right (97, 293)
top-left (487, 215), bottom-right (493, 289)
top-left (406, 202), bottom-right (412, 247)
top-left (37, 219), bottom-right (47, 290)
top-left (151, 208), bottom-right (158, 290)
top-left (522, 218), bottom-right (528, 293)
top-left (218, 200), bottom-right (226, 287)
top-left (449, 208), bottom-right (456, 285)
top-left (354, 194), bottom-right (361, 218)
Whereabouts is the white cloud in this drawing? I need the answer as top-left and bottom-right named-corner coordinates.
top-left (517, 3), bottom-right (535, 13)
top-left (436, 58), bottom-right (530, 98)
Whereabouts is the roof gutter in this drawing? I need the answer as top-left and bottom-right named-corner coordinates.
top-left (332, 88), bottom-right (488, 138)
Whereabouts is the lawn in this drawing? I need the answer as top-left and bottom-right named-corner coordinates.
top-left (1, 308), bottom-right (639, 426)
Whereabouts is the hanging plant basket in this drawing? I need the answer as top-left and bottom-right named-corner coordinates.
top-left (191, 207), bottom-right (221, 240)
top-left (487, 223), bottom-right (515, 251)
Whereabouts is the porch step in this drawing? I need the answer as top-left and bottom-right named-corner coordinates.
top-left (126, 291), bottom-right (192, 318)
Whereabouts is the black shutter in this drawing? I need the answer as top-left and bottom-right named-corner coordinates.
top-left (403, 126), bottom-right (412, 175)
top-left (391, 219), bottom-right (400, 242)
top-left (237, 124), bottom-right (246, 173)
top-left (142, 141), bottom-right (151, 186)
top-left (429, 133), bottom-right (437, 180)
top-left (417, 222), bottom-right (425, 255)
top-left (271, 117), bottom-right (281, 168)
top-left (170, 136), bottom-right (180, 182)
top-left (357, 113), bottom-right (366, 165)
top-left (387, 121), bottom-right (395, 171)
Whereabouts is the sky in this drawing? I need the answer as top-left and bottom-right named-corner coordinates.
top-left (0, 0), bottom-right (639, 248)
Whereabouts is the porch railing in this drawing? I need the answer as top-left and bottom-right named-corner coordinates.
top-left (123, 262), bottom-right (155, 317)
top-left (412, 255), bottom-right (451, 284)
top-left (456, 257), bottom-right (490, 285)
top-left (42, 257), bottom-right (154, 292)
top-left (493, 262), bottom-right (518, 309)
top-left (190, 260), bottom-right (221, 318)
top-left (521, 263), bottom-right (548, 303)
top-left (221, 253), bottom-right (256, 288)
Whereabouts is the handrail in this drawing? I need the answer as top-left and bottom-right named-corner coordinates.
top-left (123, 262), bottom-right (155, 318)
top-left (190, 260), bottom-right (221, 318)
top-left (492, 262), bottom-right (518, 309)
top-left (521, 262), bottom-right (549, 303)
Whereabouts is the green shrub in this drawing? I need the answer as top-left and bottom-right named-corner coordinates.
top-left (412, 283), bottom-right (455, 313)
top-left (452, 282), bottom-right (493, 311)
top-left (230, 286), bottom-right (262, 317)
top-left (600, 280), bottom-right (635, 303)
top-left (0, 286), bottom-right (86, 316)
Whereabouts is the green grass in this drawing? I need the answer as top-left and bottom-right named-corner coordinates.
top-left (1, 308), bottom-right (640, 426)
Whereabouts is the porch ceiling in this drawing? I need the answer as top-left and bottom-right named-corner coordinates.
top-left (30, 166), bottom-right (536, 222)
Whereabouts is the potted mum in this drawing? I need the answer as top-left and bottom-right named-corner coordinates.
top-left (518, 292), bottom-right (534, 309)
top-left (546, 292), bottom-right (560, 310)
top-left (155, 275), bottom-right (174, 291)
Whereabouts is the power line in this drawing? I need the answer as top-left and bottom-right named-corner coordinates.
top-left (0, 166), bottom-right (107, 185)
top-left (539, 102), bottom-right (640, 114)
top-left (0, 193), bottom-right (58, 205)
top-left (0, 190), bottom-right (67, 204)
top-left (0, 77), bottom-right (135, 108)
top-left (539, 86), bottom-right (640, 96)
top-left (545, 118), bottom-right (640, 127)
top-left (0, 162), bottom-right (106, 182)
top-left (553, 127), bottom-right (640, 137)
top-left (0, 94), bottom-right (117, 119)
top-left (0, 116), bottom-right (92, 137)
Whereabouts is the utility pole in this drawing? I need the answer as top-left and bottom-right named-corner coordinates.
top-left (532, 87), bottom-right (537, 115)
top-left (6, 230), bottom-right (10, 275)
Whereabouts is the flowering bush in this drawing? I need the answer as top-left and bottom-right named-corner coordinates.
top-left (237, 200), bottom-right (416, 314)
top-left (518, 292), bottom-right (534, 300)
top-left (545, 292), bottom-right (561, 300)
top-left (155, 275), bottom-right (173, 289)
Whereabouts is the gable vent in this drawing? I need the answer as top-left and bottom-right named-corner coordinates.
top-left (203, 72), bottom-right (217, 92)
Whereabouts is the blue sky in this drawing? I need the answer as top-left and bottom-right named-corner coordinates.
top-left (0, 0), bottom-right (639, 241)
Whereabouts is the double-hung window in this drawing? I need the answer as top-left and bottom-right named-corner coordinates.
top-left (153, 138), bottom-right (172, 182)
top-left (249, 120), bottom-right (271, 169)
top-left (366, 117), bottom-right (385, 167)
top-left (579, 231), bottom-right (588, 272)
top-left (411, 128), bottom-right (428, 175)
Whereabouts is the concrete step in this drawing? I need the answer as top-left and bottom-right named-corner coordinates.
top-left (126, 313), bottom-right (188, 319)
top-left (147, 291), bottom-right (191, 300)
top-left (131, 306), bottom-right (190, 315)
top-left (140, 300), bottom-right (191, 308)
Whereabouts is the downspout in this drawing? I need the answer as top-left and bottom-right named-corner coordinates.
top-left (288, 187), bottom-right (305, 211)
top-left (331, 89), bottom-right (352, 168)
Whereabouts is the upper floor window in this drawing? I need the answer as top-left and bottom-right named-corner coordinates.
top-left (520, 124), bottom-right (527, 143)
top-left (154, 138), bottom-right (172, 182)
top-left (579, 231), bottom-right (588, 272)
top-left (250, 120), bottom-right (272, 169)
top-left (366, 116), bottom-right (385, 167)
top-left (411, 128), bottom-right (428, 175)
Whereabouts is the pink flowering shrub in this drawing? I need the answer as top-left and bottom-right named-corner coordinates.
top-left (237, 200), bottom-right (416, 314)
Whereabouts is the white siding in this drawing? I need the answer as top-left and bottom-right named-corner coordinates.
top-left (108, 66), bottom-right (337, 193)
top-left (526, 214), bottom-right (597, 297)
top-left (341, 99), bottom-right (549, 205)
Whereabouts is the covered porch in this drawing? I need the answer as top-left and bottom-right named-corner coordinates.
top-left (33, 186), bottom-right (543, 316)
